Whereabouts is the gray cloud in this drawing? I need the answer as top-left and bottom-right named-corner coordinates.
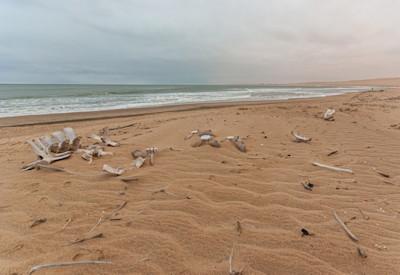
top-left (1, 0), bottom-right (399, 84)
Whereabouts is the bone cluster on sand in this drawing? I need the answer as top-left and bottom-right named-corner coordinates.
top-left (22, 106), bottom-right (378, 273)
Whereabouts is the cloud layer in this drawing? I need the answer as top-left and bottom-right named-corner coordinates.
top-left (1, 0), bottom-right (399, 84)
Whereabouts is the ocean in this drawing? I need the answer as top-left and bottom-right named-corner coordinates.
top-left (0, 84), bottom-right (371, 117)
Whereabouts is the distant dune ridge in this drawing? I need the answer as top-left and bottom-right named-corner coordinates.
top-left (0, 78), bottom-right (400, 274)
top-left (294, 76), bottom-right (400, 87)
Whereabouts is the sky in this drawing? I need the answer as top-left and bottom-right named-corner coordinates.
top-left (1, 0), bottom-right (399, 84)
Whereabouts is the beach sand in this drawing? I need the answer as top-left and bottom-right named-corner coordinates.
top-left (1, 84), bottom-right (400, 274)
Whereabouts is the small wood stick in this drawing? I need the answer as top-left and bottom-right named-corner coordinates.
top-left (60, 217), bottom-right (72, 231)
top-left (327, 150), bottom-right (338, 156)
top-left (333, 210), bottom-right (359, 242)
top-left (70, 232), bottom-right (103, 244)
top-left (28, 260), bottom-right (112, 275)
top-left (88, 214), bottom-right (104, 233)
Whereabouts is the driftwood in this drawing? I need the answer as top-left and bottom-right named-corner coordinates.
top-left (327, 150), bottom-right (338, 156)
top-left (291, 131), bottom-right (311, 143)
top-left (226, 136), bottom-right (246, 152)
top-left (120, 176), bottom-right (139, 183)
top-left (102, 164), bottom-right (124, 176)
top-left (70, 232), bottom-right (103, 244)
top-left (323, 108), bottom-right (336, 121)
top-left (28, 260), bottom-right (112, 275)
top-left (333, 210), bottom-right (359, 242)
top-left (89, 201), bottom-right (128, 232)
top-left (30, 218), bottom-right (47, 228)
top-left (312, 162), bottom-right (353, 174)
top-left (59, 217), bottom-right (72, 232)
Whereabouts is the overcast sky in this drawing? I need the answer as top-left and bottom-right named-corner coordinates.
top-left (1, 0), bottom-right (399, 84)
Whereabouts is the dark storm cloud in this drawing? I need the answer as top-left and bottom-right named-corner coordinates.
top-left (0, 0), bottom-right (399, 84)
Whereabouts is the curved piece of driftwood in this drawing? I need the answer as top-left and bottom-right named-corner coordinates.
top-left (323, 108), bottom-right (336, 121)
top-left (291, 131), bottom-right (312, 143)
top-left (312, 162), bottom-right (353, 173)
top-left (333, 210), bottom-right (359, 242)
top-left (102, 164), bottom-right (124, 176)
top-left (28, 260), bottom-right (112, 275)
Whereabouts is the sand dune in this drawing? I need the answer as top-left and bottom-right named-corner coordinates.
top-left (1, 88), bottom-right (400, 274)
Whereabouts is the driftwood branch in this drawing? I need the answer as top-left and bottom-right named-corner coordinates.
top-left (333, 210), bottom-right (359, 242)
top-left (28, 260), bottom-right (111, 275)
top-left (312, 162), bottom-right (353, 173)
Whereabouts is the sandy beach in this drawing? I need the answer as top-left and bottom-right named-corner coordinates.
top-left (1, 84), bottom-right (400, 274)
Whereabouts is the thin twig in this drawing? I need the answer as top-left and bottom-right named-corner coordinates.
top-left (70, 232), bottom-right (103, 244)
top-left (28, 260), bottom-right (111, 275)
top-left (327, 150), bottom-right (338, 156)
top-left (88, 214), bottom-right (104, 233)
top-left (333, 210), bottom-right (359, 242)
top-left (109, 123), bottom-right (136, 131)
top-left (58, 217), bottom-right (72, 232)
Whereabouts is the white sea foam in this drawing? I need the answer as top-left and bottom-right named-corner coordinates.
top-left (0, 85), bottom-right (372, 117)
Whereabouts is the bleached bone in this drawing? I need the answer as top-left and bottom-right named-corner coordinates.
top-left (131, 149), bottom-right (147, 159)
top-left (198, 130), bottom-right (214, 137)
top-left (312, 162), bottom-right (353, 173)
top-left (102, 164), bottom-right (124, 176)
top-left (28, 260), bottom-right (112, 275)
top-left (209, 139), bottom-right (221, 148)
top-left (78, 145), bottom-right (112, 163)
top-left (291, 131), bottom-right (312, 143)
top-left (89, 133), bottom-right (103, 144)
top-left (200, 134), bottom-right (213, 141)
top-left (226, 136), bottom-right (246, 152)
top-left (333, 210), bottom-right (359, 242)
top-left (134, 156), bottom-right (146, 168)
top-left (323, 109), bottom-right (336, 121)
top-left (146, 147), bottom-right (158, 165)
top-left (22, 139), bottom-right (71, 170)
top-left (63, 127), bottom-right (80, 151)
top-left (51, 131), bottom-right (70, 153)
top-left (185, 130), bottom-right (199, 140)
top-left (38, 135), bottom-right (58, 154)
top-left (89, 133), bottom-right (119, 147)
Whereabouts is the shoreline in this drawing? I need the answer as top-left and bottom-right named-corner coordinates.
top-left (0, 90), bottom-right (371, 128)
